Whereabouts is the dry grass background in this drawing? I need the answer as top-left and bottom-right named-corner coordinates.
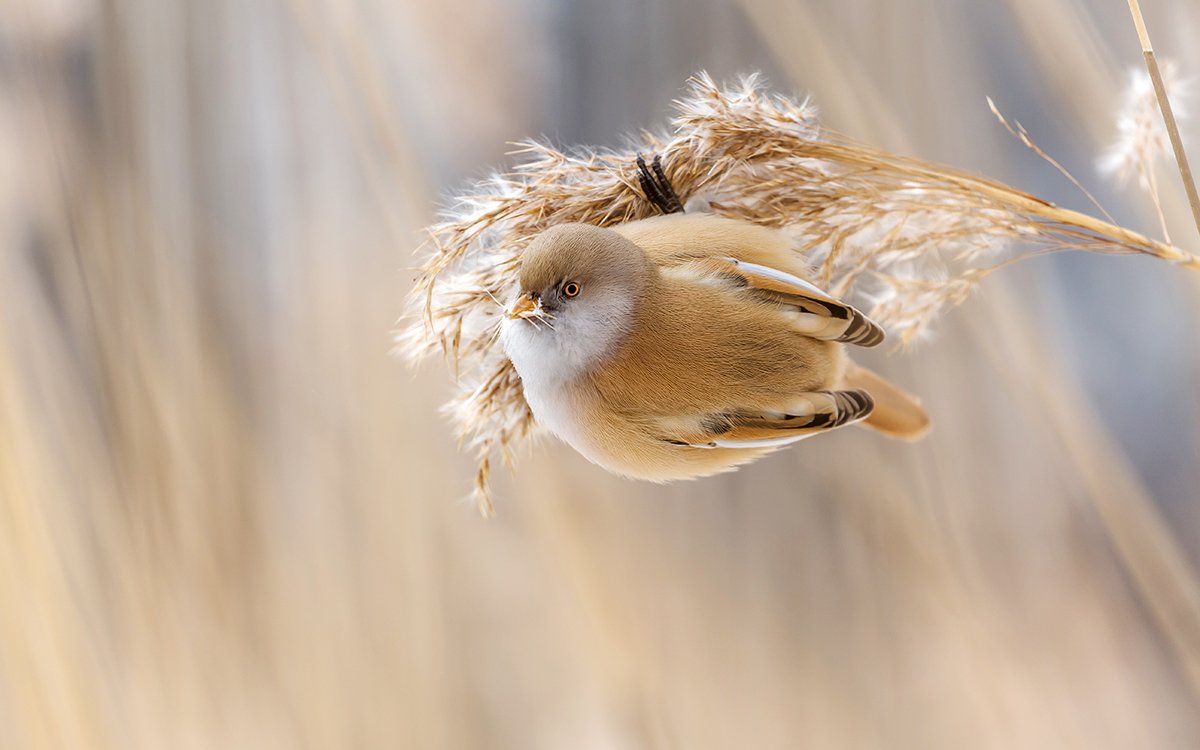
top-left (2, 0), bottom-right (1200, 748)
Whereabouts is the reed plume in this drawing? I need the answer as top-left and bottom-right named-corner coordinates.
top-left (1098, 62), bottom-right (1190, 241)
top-left (400, 72), bottom-right (1200, 513)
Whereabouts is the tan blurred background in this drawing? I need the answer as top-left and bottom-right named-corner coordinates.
top-left (3, 0), bottom-right (1200, 747)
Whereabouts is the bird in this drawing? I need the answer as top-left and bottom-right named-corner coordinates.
top-left (500, 211), bottom-right (930, 481)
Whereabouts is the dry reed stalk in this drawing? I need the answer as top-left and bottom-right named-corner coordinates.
top-left (1125, 0), bottom-right (1200, 243)
top-left (400, 73), bottom-right (1200, 512)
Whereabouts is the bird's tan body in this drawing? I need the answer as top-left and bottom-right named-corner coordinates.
top-left (502, 214), bottom-right (928, 481)
top-left (614, 213), bottom-right (819, 280)
top-left (577, 216), bottom-right (843, 479)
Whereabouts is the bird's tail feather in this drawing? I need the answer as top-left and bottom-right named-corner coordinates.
top-left (842, 361), bottom-right (931, 440)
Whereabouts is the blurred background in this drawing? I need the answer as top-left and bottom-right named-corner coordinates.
top-left (3, 0), bottom-right (1200, 747)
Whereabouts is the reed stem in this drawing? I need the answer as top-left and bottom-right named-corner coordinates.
top-left (1126, 0), bottom-right (1200, 244)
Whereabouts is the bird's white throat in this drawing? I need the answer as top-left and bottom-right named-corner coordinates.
top-left (500, 290), bottom-right (633, 445)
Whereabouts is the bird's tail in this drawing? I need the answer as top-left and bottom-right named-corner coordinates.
top-left (842, 361), bottom-right (931, 440)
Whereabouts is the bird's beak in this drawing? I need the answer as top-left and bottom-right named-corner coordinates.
top-left (505, 292), bottom-right (539, 320)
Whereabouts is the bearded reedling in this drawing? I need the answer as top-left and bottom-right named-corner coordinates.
top-left (500, 160), bottom-right (928, 480)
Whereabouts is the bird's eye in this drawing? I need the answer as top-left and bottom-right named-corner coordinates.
top-left (562, 281), bottom-right (581, 298)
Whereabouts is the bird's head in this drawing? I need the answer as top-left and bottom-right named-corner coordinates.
top-left (501, 223), bottom-right (651, 381)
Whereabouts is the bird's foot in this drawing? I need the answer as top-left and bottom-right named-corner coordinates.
top-left (635, 154), bottom-right (684, 215)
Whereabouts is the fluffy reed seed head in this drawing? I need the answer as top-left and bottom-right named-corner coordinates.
top-left (1099, 61), bottom-right (1190, 189)
top-left (399, 72), bottom-right (1200, 514)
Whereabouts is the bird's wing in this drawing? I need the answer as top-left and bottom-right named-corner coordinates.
top-left (675, 257), bottom-right (885, 347)
top-left (660, 389), bottom-right (875, 449)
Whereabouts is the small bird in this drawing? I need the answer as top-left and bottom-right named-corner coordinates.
top-left (500, 212), bottom-right (930, 481)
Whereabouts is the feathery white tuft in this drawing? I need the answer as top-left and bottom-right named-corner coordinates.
top-left (1099, 62), bottom-right (1191, 189)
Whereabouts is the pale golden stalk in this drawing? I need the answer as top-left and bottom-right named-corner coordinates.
top-left (1126, 0), bottom-right (1200, 242)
